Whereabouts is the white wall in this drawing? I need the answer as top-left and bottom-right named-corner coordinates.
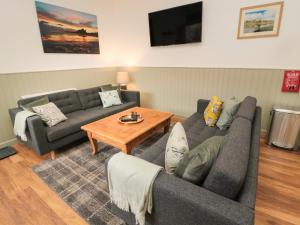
top-left (1, 0), bottom-right (299, 74)
top-left (0, 0), bottom-right (117, 74)
top-left (113, 0), bottom-right (300, 69)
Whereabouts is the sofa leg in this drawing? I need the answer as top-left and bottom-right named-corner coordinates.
top-left (50, 151), bottom-right (56, 160)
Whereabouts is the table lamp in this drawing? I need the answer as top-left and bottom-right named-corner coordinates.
top-left (117, 72), bottom-right (130, 90)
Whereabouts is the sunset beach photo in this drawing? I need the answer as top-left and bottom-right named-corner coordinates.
top-left (35, 1), bottom-right (100, 54)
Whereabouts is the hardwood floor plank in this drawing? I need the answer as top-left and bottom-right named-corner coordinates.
top-left (255, 211), bottom-right (297, 225)
top-left (0, 135), bottom-right (299, 225)
top-left (256, 142), bottom-right (300, 225)
top-left (0, 144), bottom-right (87, 225)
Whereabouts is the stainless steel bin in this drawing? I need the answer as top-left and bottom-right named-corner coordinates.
top-left (267, 105), bottom-right (300, 151)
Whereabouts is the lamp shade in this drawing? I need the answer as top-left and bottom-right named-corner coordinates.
top-left (117, 72), bottom-right (130, 85)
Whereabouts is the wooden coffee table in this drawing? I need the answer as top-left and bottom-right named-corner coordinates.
top-left (81, 107), bottom-right (173, 155)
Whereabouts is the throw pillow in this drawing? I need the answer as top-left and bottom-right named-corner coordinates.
top-left (99, 90), bottom-right (122, 108)
top-left (32, 102), bottom-right (67, 127)
top-left (20, 96), bottom-right (49, 112)
top-left (204, 96), bottom-right (223, 127)
top-left (100, 85), bottom-right (118, 92)
top-left (175, 136), bottom-right (227, 184)
top-left (165, 122), bottom-right (189, 174)
top-left (216, 97), bottom-right (240, 130)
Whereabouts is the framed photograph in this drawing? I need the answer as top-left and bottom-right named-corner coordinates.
top-left (237, 2), bottom-right (284, 39)
top-left (35, 1), bottom-right (100, 54)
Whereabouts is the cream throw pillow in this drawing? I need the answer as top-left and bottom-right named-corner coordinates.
top-left (165, 122), bottom-right (189, 174)
top-left (32, 102), bottom-right (67, 127)
top-left (99, 90), bottom-right (122, 108)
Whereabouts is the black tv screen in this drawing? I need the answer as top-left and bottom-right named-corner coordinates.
top-left (148, 2), bottom-right (202, 46)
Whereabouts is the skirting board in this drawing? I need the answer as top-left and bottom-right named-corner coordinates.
top-left (0, 138), bottom-right (17, 149)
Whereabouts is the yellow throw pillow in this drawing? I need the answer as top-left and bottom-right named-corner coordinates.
top-left (204, 96), bottom-right (223, 127)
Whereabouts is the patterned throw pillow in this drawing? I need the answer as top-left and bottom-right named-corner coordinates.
top-left (204, 96), bottom-right (223, 127)
top-left (165, 122), bottom-right (189, 174)
top-left (32, 102), bottom-right (67, 127)
top-left (99, 90), bottom-right (122, 108)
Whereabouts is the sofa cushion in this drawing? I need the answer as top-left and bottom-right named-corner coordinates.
top-left (165, 122), bottom-right (189, 174)
top-left (204, 96), bottom-right (223, 127)
top-left (32, 102), bottom-right (67, 127)
top-left (175, 136), bottom-right (227, 185)
top-left (203, 117), bottom-right (252, 199)
top-left (48, 90), bottom-right (82, 114)
top-left (77, 87), bottom-right (101, 109)
top-left (99, 90), bottom-right (122, 108)
top-left (236, 96), bottom-right (257, 121)
top-left (140, 112), bottom-right (228, 167)
top-left (216, 97), bottom-right (240, 130)
top-left (46, 102), bottom-right (137, 142)
top-left (46, 110), bottom-right (99, 142)
top-left (100, 85), bottom-right (118, 92)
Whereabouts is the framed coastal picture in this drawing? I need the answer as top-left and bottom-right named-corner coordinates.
top-left (35, 1), bottom-right (100, 54)
top-left (237, 2), bottom-right (284, 39)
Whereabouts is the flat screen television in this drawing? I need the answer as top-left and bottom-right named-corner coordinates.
top-left (148, 2), bottom-right (202, 46)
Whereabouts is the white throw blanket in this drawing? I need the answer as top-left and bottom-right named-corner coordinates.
top-left (14, 110), bottom-right (36, 141)
top-left (107, 152), bottom-right (163, 225)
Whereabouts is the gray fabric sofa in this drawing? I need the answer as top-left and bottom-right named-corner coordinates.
top-left (9, 84), bottom-right (140, 156)
top-left (110, 96), bottom-right (261, 225)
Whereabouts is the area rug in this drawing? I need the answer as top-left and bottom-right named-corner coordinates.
top-left (32, 132), bottom-right (165, 225)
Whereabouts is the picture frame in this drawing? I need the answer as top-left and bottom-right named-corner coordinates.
top-left (35, 1), bottom-right (100, 54)
top-left (237, 2), bottom-right (284, 39)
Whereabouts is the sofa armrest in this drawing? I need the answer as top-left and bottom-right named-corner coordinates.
top-left (8, 107), bottom-right (23, 124)
top-left (150, 172), bottom-right (254, 225)
top-left (26, 116), bottom-right (50, 155)
top-left (197, 99), bottom-right (209, 113)
top-left (9, 107), bottom-right (50, 155)
top-left (121, 90), bottom-right (140, 106)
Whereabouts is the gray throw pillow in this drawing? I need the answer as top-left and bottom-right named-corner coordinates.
top-left (32, 102), bottom-right (67, 127)
top-left (165, 122), bottom-right (189, 174)
top-left (99, 90), bottom-right (122, 108)
top-left (216, 97), bottom-right (240, 130)
top-left (175, 136), bottom-right (227, 185)
top-left (100, 85), bottom-right (118, 92)
top-left (20, 96), bottom-right (49, 112)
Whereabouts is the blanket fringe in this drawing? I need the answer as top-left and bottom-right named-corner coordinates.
top-left (110, 191), bottom-right (145, 225)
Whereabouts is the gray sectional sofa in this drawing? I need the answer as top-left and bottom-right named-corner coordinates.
top-left (9, 84), bottom-right (140, 156)
top-left (110, 96), bottom-right (261, 225)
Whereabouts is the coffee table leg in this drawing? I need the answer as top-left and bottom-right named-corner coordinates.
top-left (164, 119), bottom-right (171, 134)
top-left (123, 145), bottom-right (133, 155)
top-left (87, 132), bottom-right (98, 155)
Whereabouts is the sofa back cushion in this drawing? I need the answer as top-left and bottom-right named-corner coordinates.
top-left (236, 96), bottom-right (257, 121)
top-left (77, 87), bottom-right (101, 109)
top-left (48, 90), bottom-right (82, 114)
top-left (203, 117), bottom-right (252, 199)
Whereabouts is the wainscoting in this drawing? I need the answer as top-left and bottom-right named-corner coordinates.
top-left (1, 66), bottom-right (299, 147)
top-left (0, 68), bottom-right (117, 148)
top-left (123, 67), bottom-right (300, 131)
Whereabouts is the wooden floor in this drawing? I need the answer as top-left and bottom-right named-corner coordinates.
top-left (255, 141), bottom-right (300, 225)
top-left (0, 139), bottom-right (299, 225)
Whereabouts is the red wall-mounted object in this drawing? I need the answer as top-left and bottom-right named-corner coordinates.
top-left (281, 70), bottom-right (300, 93)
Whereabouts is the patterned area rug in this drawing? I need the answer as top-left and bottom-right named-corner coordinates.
top-left (32, 132), bottom-right (165, 225)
